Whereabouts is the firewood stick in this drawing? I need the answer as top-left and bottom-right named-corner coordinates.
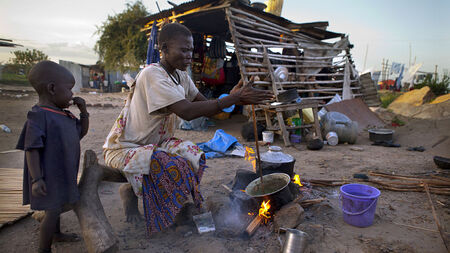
top-left (369, 171), bottom-right (450, 186)
top-left (244, 215), bottom-right (263, 237)
top-left (221, 184), bottom-right (232, 193)
top-left (432, 175), bottom-right (450, 183)
top-left (424, 183), bottom-right (450, 252)
top-left (393, 222), bottom-right (439, 233)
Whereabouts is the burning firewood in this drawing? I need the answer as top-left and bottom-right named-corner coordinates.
top-left (244, 200), bottom-right (271, 237)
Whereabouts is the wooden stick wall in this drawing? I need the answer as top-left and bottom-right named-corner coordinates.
top-left (225, 7), bottom-right (362, 103)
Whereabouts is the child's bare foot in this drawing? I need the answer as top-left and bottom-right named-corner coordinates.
top-left (53, 233), bottom-right (81, 242)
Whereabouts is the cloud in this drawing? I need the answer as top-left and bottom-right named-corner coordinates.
top-left (0, 40), bottom-right (98, 65)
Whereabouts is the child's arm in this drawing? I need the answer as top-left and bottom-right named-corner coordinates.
top-left (26, 149), bottom-right (47, 197)
top-left (73, 97), bottom-right (89, 139)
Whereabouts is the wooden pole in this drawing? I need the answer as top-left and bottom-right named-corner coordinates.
top-left (409, 43), bottom-right (412, 67)
top-left (363, 44), bottom-right (368, 70)
top-left (435, 65), bottom-right (438, 81)
top-left (424, 183), bottom-right (449, 252)
top-left (251, 104), bottom-right (263, 184)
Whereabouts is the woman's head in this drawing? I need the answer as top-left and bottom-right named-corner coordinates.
top-left (158, 23), bottom-right (193, 71)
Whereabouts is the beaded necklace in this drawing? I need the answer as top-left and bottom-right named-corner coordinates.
top-left (159, 62), bottom-right (180, 85)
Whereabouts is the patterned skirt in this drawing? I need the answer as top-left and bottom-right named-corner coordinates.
top-left (142, 150), bottom-right (206, 234)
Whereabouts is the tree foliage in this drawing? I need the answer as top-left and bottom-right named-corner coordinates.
top-left (94, 1), bottom-right (149, 72)
top-left (414, 74), bottom-right (449, 96)
top-left (9, 49), bottom-right (49, 74)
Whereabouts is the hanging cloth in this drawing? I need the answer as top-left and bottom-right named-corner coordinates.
top-left (146, 22), bottom-right (160, 65)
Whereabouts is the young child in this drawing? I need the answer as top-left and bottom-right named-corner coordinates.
top-left (16, 61), bottom-right (89, 253)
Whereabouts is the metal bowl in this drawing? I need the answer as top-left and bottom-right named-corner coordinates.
top-left (368, 128), bottom-right (394, 142)
top-left (245, 173), bottom-right (291, 198)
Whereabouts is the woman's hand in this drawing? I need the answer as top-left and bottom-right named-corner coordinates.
top-left (230, 76), bottom-right (274, 105)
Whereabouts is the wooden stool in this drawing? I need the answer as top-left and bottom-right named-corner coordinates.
top-left (259, 101), bottom-right (322, 146)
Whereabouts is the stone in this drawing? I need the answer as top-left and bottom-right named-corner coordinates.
top-left (231, 169), bottom-right (258, 191)
top-left (175, 225), bottom-right (194, 235)
top-left (273, 202), bottom-right (304, 231)
top-left (205, 196), bottom-right (245, 237)
top-left (296, 223), bottom-right (324, 243)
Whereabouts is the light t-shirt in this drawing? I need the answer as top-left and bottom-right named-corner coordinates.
top-left (119, 63), bottom-right (199, 147)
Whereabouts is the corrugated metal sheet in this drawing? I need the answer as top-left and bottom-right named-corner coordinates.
top-left (137, 0), bottom-right (343, 40)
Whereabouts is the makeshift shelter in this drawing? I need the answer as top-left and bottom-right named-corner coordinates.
top-left (139, 0), bottom-right (365, 103)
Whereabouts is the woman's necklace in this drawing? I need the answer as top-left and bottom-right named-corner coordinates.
top-left (159, 62), bottom-right (180, 85)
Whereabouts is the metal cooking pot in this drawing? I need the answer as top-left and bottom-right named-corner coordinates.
top-left (258, 146), bottom-right (295, 177)
top-left (245, 173), bottom-right (291, 198)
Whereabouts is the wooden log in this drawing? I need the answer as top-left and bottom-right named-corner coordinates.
top-left (244, 215), bottom-right (263, 237)
top-left (74, 150), bottom-right (119, 253)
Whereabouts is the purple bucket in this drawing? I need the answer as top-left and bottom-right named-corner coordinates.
top-left (290, 134), bottom-right (301, 143)
top-left (339, 184), bottom-right (380, 227)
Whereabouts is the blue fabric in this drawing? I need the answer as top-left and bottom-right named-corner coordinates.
top-left (197, 129), bottom-right (239, 159)
top-left (146, 22), bottom-right (160, 65)
top-left (16, 105), bottom-right (81, 210)
top-left (391, 62), bottom-right (402, 75)
top-left (395, 65), bottom-right (405, 90)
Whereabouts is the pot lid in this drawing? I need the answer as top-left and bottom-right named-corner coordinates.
top-left (260, 146), bottom-right (294, 163)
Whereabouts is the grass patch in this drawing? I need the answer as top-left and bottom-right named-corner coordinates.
top-left (0, 72), bottom-right (30, 85)
top-left (391, 116), bottom-right (405, 126)
top-left (380, 91), bottom-right (401, 108)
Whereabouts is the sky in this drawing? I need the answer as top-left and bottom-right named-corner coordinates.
top-left (1, 0), bottom-right (449, 73)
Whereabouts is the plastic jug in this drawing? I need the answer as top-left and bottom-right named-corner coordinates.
top-left (321, 112), bottom-right (358, 144)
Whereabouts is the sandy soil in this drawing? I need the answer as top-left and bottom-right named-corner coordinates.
top-left (0, 85), bottom-right (449, 253)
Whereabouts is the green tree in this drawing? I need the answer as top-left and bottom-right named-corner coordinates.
top-left (95, 1), bottom-right (149, 72)
top-left (9, 48), bottom-right (49, 74)
top-left (414, 74), bottom-right (449, 96)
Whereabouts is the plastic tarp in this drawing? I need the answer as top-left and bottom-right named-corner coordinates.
top-left (197, 129), bottom-right (244, 159)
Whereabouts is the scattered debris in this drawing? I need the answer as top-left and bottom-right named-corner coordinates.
top-left (350, 146), bottom-right (364, 151)
top-left (407, 146), bottom-right (425, 152)
top-left (0, 124), bottom-right (11, 133)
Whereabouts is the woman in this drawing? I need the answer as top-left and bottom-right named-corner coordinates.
top-left (103, 23), bottom-right (272, 234)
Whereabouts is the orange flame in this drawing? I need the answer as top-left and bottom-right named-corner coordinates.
top-left (244, 146), bottom-right (256, 171)
top-left (259, 200), bottom-right (271, 219)
top-left (293, 174), bottom-right (303, 187)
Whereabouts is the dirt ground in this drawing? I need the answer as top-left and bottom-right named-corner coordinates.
top-left (0, 85), bottom-right (449, 253)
